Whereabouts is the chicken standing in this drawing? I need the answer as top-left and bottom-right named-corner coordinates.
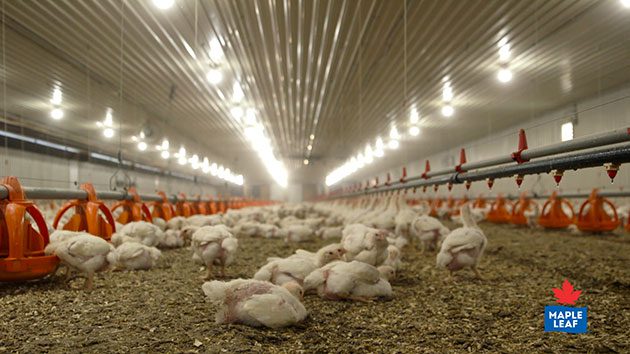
top-left (411, 215), bottom-right (450, 252)
top-left (44, 233), bottom-right (114, 290)
top-left (436, 204), bottom-right (488, 280)
top-left (202, 279), bottom-right (307, 328)
top-left (191, 225), bottom-right (239, 280)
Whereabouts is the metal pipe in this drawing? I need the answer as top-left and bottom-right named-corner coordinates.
top-left (415, 127), bottom-right (630, 178)
top-left (328, 143), bottom-right (630, 199)
top-left (0, 185), bottom-right (225, 203)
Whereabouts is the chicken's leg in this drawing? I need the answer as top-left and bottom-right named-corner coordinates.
top-left (83, 272), bottom-right (94, 291)
top-left (472, 266), bottom-right (484, 280)
top-left (202, 265), bottom-right (213, 280)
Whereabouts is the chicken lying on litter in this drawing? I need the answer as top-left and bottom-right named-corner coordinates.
top-left (112, 221), bottom-right (163, 247)
top-left (411, 215), bottom-right (450, 252)
top-left (316, 226), bottom-right (343, 240)
top-left (107, 242), bottom-right (161, 270)
top-left (341, 224), bottom-right (389, 266)
top-left (152, 217), bottom-right (167, 231)
top-left (202, 279), bottom-right (307, 328)
top-left (44, 232), bottom-right (114, 290)
top-left (436, 204), bottom-right (488, 280)
top-left (283, 224), bottom-right (315, 243)
top-left (192, 225), bottom-right (239, 280)
top-left (254, 243), bottom-right (345, 285)
top-left (304, 261), bottom-right (394, 301)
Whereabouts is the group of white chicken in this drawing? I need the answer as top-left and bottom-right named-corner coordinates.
top-left (40, 193), bottom-right (489, 329)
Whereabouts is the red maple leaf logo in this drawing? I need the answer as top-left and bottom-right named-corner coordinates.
top-left (552, 279), bottom-right (582, 305)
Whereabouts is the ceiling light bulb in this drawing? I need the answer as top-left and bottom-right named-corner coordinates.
top-left (244, 108), bottom-right (256, 125)
top-left (190, 154), bottom-right (199, 165)
top-left (206, 69), bottom-right (223, 85)
top-left (441, 105), bottom-right (455, 117)
top-left (178, 157), bottom-right (187, 165)
top-left (103, 128), bottom-right (114, 138)
top-left (230, 106), bottom-right (244, 120)
top-left (152, 0), bottom-right (174, 10)
top-left (388, 139), bottom-right (400, 149)
top-left (409, 126), bottom-right (420, 136)
top-left (51, 87), bottom-right (63, 105)
top-left (497, 68), bottom-right (513, 83)
top-left (498, 44), bottom-right (511, 61)
top-left (375, 137), bottom-right (384, 150)
top-left (209, 38), bottom-right (224, 62)
top-left (131, 136), bottom-right (138, 142)
top-left (104, 109), bottom-right (113, 126)
top-left (139, 131), bottom-right (145, 139)
top-left (442, 85), bottom-right (453, 101)
top-left (309, 134), bottom-right (315, 140)
top-left (307, 144), bottom-right (312, 151)
top-left (303, 159), bottom-right (309, 165)
top-left (161, 150), bottom-right (170, 159)
top-left (410, 108), bottom-right (419, 124)
top-left (232, 82), bottom-right (244, 102)
top-left (374, 148), bottom-right (384, 158)
top-left (161, 138), bottom-right (169, 150)
top-left (50, 108), bottom-right (64, 120)
top-left (389, 126), bottom-right (400, 139)
top-left (138, 141), bottom-right (147, 151)
top-left (622, 0), bottom-right (630, 7)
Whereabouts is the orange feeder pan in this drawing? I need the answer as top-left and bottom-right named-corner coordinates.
top-left (110, 187), bottom-right (152, 225)
top-left (450, 197), bottom-right (469, 217)
top-left (429, 198), bottom-right (442, 217)
top-left (53, 183), bottom-right (116, 241)
top-left (0, 176), bottom-right (59, 282)
top-left (576, 189), bottom-right (620, 233)
top-left (510, 192), bottom-right (537, 226)
top-left (487, 195), bottom-right (512, 224)
top-left (538, 191), bottom-right (574, 229)
top-left (151, 191), bottom-right (176, 221)
top-left (175, 193), bottom-right (194, 217)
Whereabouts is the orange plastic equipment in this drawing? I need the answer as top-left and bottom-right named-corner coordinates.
top-left (510, 192), bottom-right (537, 226)
top-left (538, 191), bottom-right (574, 229)
top-left (150, 191), bottom-right (175, 221)
top-left (53, 183), bottom-right (116, 241)
top-left (450, 197), bottom-right (469, 217)
top-left (175, 193), bottom-right (194, 217)
top-left (429, 198), bottom-right (443, 217)
top-left (0, 176), bottom-right (59, 281)
top-left (576, 189), bottom-right (620, 232)
top-left (193, 195), bottom-right (209, 215)
top-left (473, 195), bottom-right (487, 209)
top-left (209, 197), bottom-right (218, 215)
top-left (486, 195), bottom-right (512, 224)
top-left (110, 187), bottom-right (152, 225)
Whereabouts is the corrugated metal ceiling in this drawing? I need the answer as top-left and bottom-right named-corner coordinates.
top-left (0, 0), bottom-right (628, 185)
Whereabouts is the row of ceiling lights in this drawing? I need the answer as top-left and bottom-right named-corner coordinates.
top-left (325, 29), bottom-right (531, 187)
top-left (153, 0), bottom-right (287, 187)
top-left (325, 0), bottom-right (630, 187)
top-left (47, 83), bottom-right (243, 186)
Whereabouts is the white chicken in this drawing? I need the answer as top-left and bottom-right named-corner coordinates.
top-left (304, 261), bottom-right (393, 301)
top-left (384, 245), bottom-right (402, 272)
top-left (436, 204), bottom-right (488, 280)
top-left (283, 224), bottom-right (315, 243)
top-left (411, 215), bottom-right (450, 252)
top-left (316, 226), bottom-right (343, 240)
top-left (201, 279), bottom-right (307, 328)
top-left (254, 243), bottom-right (345, 285)
top-left (165, 216), bottom-right (187, 231)
top-left (107, 242), bottom-right (161, 270)
top-left (152, 217), bottom-right (167, 231)
top-left (44, 233), bottom-right (114, 290)
top-left (191, 225), bottom-right (239, 280)
top-left (341, 224), bottom-right (389, 266)
top-left (113, 221), bottom-right (163, 247)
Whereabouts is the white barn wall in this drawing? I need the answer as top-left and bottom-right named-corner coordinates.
top-left (346, 84), bottom-right (630, 199)
top-left (0, 148), bottom-right (219, 197)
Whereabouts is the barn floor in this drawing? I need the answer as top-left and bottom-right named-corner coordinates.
top-left (1, 223), bottom-right (629, 353)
